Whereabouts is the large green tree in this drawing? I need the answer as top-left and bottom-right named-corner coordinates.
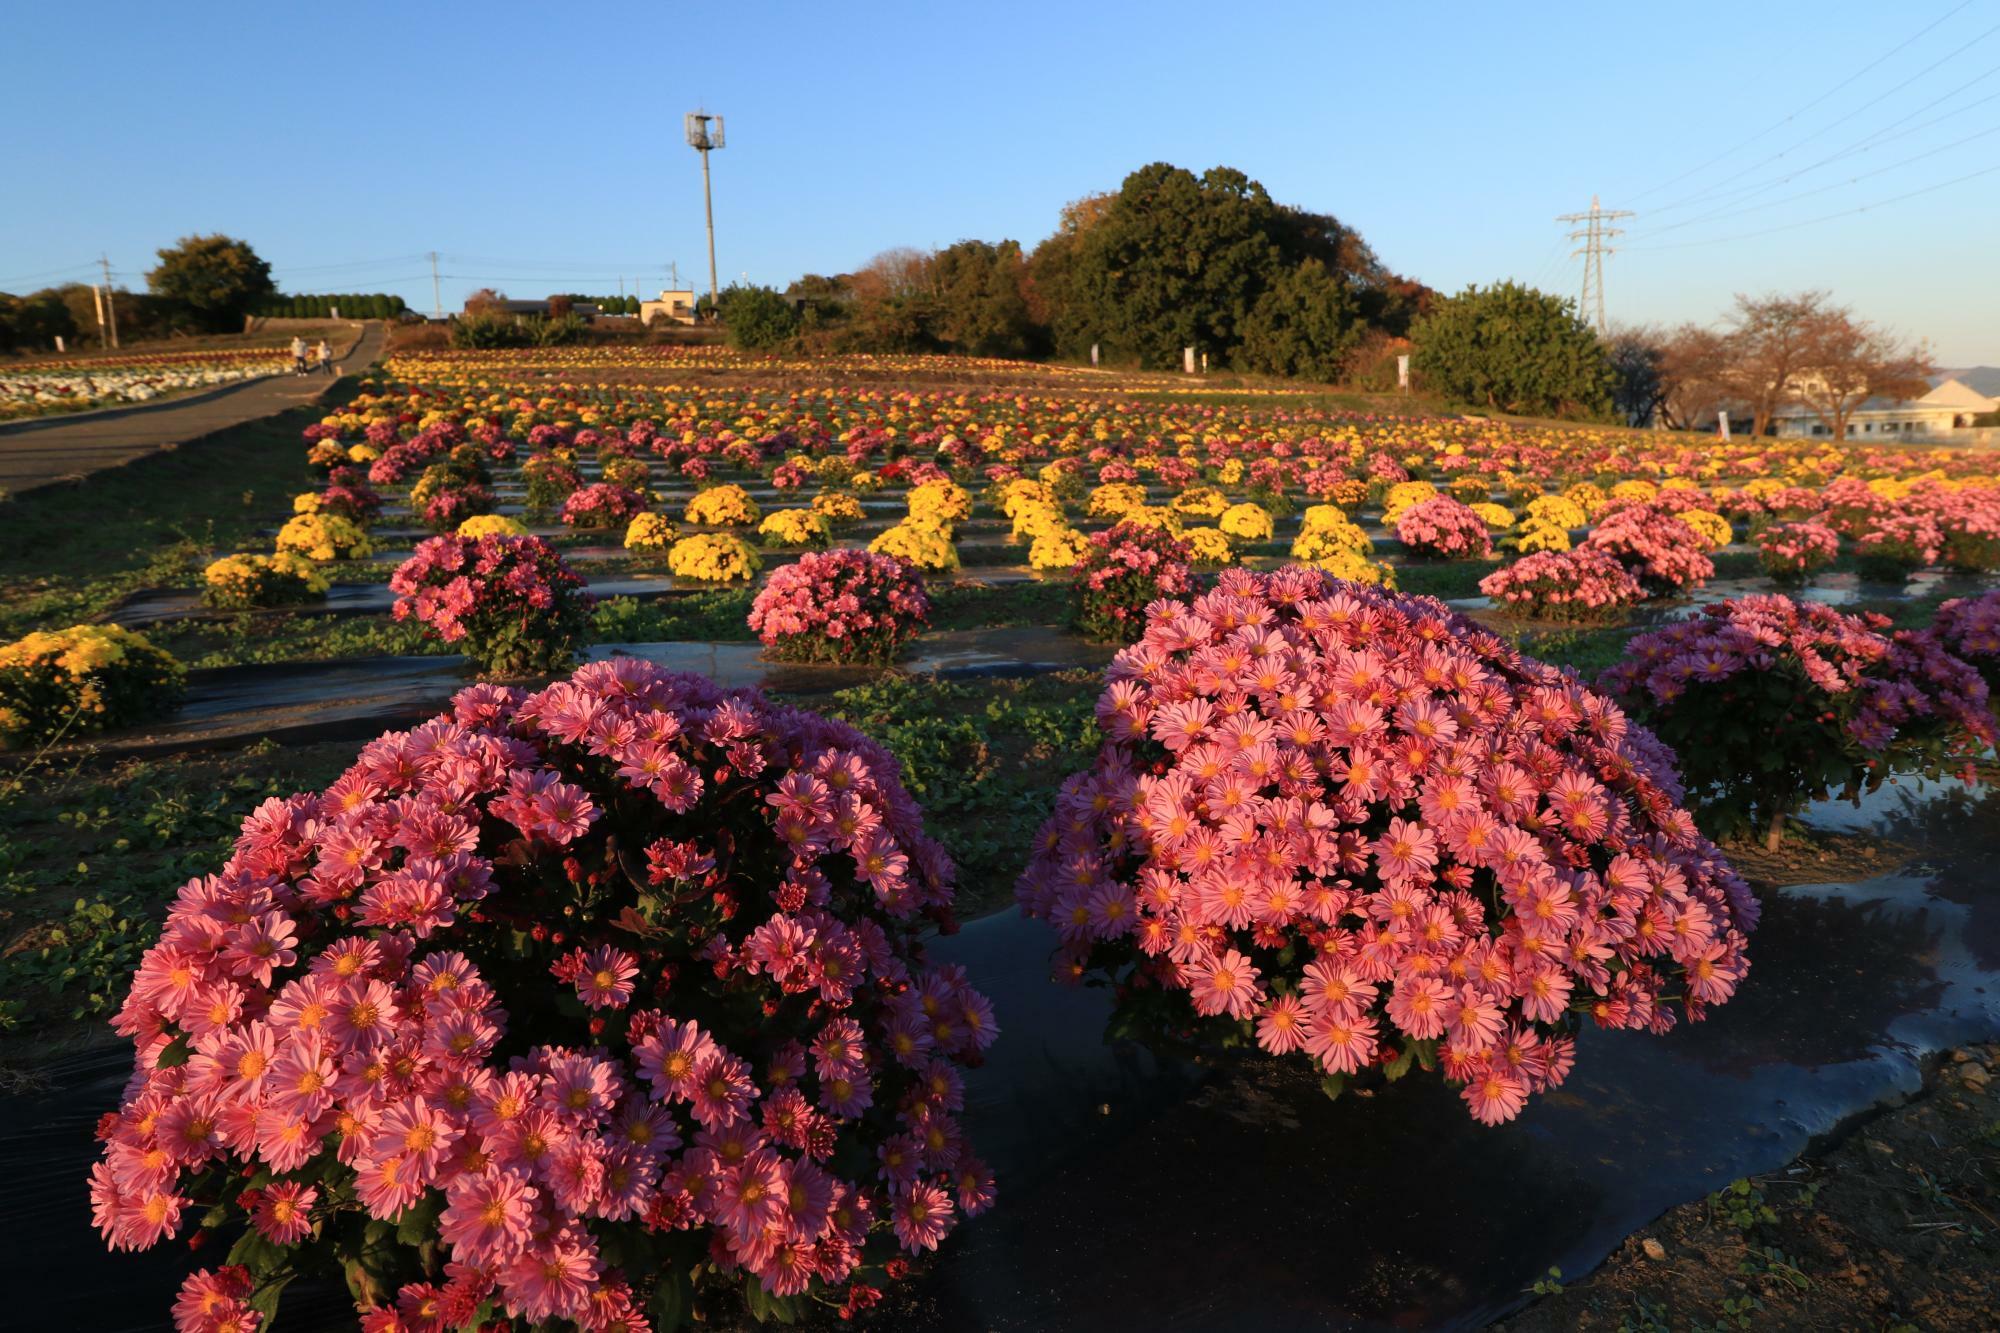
top-left (147, 234), bottom-right (276, 332)
top-left (717, 284), bottom-right (800, 351)
top-left (1236, 258), bottom-right (1365, 383)
top-left (1058, 163), bottom-right (1285, 368)
top-left (1410, 281), bottom-right (1615, 418)
top-left (929, 239), bottom-right (1039, 358)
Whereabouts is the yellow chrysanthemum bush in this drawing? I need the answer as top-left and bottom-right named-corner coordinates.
top-left (274, 513), bottom-right (372, 562)
top-left (1029, 527), bottom-right (1092, 571)
top-left (1180, 526), bottom-right (1236, 568)
top-left (1512, 521), bottom-right (1574, 554)
top-left (456, 514), bottom-right (530, 540)
top-left (1381, 479), bottom-right (1439, 525)
top-left (1470, 502), bottom-right (1516, 532)
top-left (1448, 473), bottom-right (1493, 503)
top-left (1170, 485), bottom-right (1230, 519)
top-left (0, 624), bottom-right (184, 746)
top-left (667, 533), bottom-right (763, 583)
top-left (1290, 505), bottom-right (1373, 562)
top-left (622, 512), bottom-right (679, 551)
top-left (1087, 482), bottom-right (1148, 521)
top-left (907, 478), bottom-right (972, 527)
top-left (1218, 502), bottom-right (1275, 545)
top-left (1306, 547), bottom-right (1398, 588)
top-left (1610, 479), bottom-right (1659, 504)
top-left (1562, 482), bottom-right (1610, 519)
top-left (810, 490), bottom-right (867, 529)
top-left (757, 508), bottom-right (833, 549)
top-left (1681, 508), bottom-right (1734, 551)
top-left (201, 553), bottom-right (331, 610)
top-left (869, 520), bottom-right (960, 572)
top-left (1116, 506), bottom-right (1184, 535)
top-left (684, 484), bottom-right (762, 528)
top-left (1525, 495), bottom-right (1588, 530)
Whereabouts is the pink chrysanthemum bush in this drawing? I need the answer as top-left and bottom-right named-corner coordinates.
top-left (1600, 595), bottom-right (1993, 847)
top-left (1017, 567), bottom-right (1760, 1126)
top-left (390, 535), bottom-right (593, 679)
top-left (89, 663), bottom-right (998, 1330)
top-left (1754, 520), bottom-right (1841, 587)
top-left (1477, 548), bottom-right (1644, 623)
top-left (748, 550), bottom-right (932, 666)
top-left (561, 483), bottom-right (649, 532)
top-left (1070, 521), bottom-right (1196, 644)
top-left (1584, 505), bottom-right (1715, 594)
top-left (1394, 496), bottom-right (1494, 561)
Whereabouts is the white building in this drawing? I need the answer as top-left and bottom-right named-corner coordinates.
top-left (1768, 376), bottom-right (1999, 440)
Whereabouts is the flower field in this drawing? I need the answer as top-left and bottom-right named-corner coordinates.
top-left (0, 349), bottom-right (292, 421)
top-left (1, 347), bottom-right (1997, 1330)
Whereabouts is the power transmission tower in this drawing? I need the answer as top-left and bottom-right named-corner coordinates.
top-left (685, 112), bottom-right (725, 315)
top-left (1556, 196), bottom-right (1633, 333)
top-left (429, 252), bottom-right (443, 319)
top-left (99, 254), bottom-right (119, 348)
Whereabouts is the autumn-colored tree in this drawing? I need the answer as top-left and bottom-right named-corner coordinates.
top-left (1791, 308), bottom-right (1933, 442)
top-left (1657, 323), bottom-right (1738, 429)
top-left (1721, 291), bottom-right (1829, 437)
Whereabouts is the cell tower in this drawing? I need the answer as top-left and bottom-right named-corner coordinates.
top-left (1556, 195), bottom-right (1633, 334)
top-left (685, 112), bottom-right (725, 316)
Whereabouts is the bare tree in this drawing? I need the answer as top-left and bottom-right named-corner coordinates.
top-left (1658, 322), bottom-right (1737, 430)
top-left (1792, 308), bottom-right (1933, 443)
top-left (1723, 291), bottom-right (1829, 436)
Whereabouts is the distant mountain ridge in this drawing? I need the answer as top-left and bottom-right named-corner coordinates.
top-left (1937, 366), bottom-right (2000, 397)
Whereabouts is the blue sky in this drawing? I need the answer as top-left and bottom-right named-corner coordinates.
top-left (5, 0), bottom-right (1996, 364)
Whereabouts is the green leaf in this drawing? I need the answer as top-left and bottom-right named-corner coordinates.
top-left (1383, 1044), bottom-right (1417, 1082)
top-left (393, 1193), bottom-right (444, 1247)
top-left (245, 1274), bottom-right (294, 1323)
top-left (743, 1278), bottom-right (801, 1324)
top-left (647, 1266), bottom-right (691, 1331)
top-left (1319, 1073), bottom-right (1346, 1102)
top-left (155, 1034), bottom-right (192, 1068)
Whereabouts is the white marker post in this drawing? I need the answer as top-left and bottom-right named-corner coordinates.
top-left (1397, 354), bottom-right (1410, 391)
top-left (1718, 410), bottom-right (1731, 440)
top-left (1183, 346), bottom-right (1196, 374)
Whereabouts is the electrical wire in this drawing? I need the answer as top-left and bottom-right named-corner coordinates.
top-left (1635, 121), bottom-right (2000, 236)
top-left (1641, 17), bottom-right (2000, 217)
top-left (1623, 0), bottom-right (1980, 205)
top-left (1622, 160), bottom-right (2000, 250)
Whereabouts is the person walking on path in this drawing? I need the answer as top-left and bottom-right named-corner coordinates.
top-left (317, 338), bottom-right (335, 376)
top-left (290, 335), bottom-right (307, 376)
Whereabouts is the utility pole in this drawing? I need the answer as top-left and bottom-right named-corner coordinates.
top-left (1556, 196), bottom-right (1633, 334)
top-left (685, 112), bottom-right (725, 315)
top-left (429, 251), bottom-right (443, 319)
top-left (99, 255), bottom-right (119, 348)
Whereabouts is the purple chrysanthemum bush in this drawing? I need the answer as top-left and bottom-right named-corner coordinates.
top-left (1017, 567), bottom-right (1759, 1126)
top-left (90, 664), bottom-right (996, 1330)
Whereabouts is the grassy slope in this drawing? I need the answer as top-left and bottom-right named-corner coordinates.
top-left (0, 398), bottom-right (336, 638)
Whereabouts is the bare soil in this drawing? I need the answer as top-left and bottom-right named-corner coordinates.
top-left (1498, 1043), bottom-right (2000, 1331)
top-left (1725, 825), bottom-right (1917, 889)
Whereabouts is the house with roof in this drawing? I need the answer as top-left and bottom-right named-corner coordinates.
top-left (1768, 376), bottom-right (1999, 440)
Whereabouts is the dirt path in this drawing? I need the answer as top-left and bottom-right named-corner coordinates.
top-left (1497, 1042), bottom-right (2000, 1331)
top-left (0, 322), bottom-right (385, 494)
